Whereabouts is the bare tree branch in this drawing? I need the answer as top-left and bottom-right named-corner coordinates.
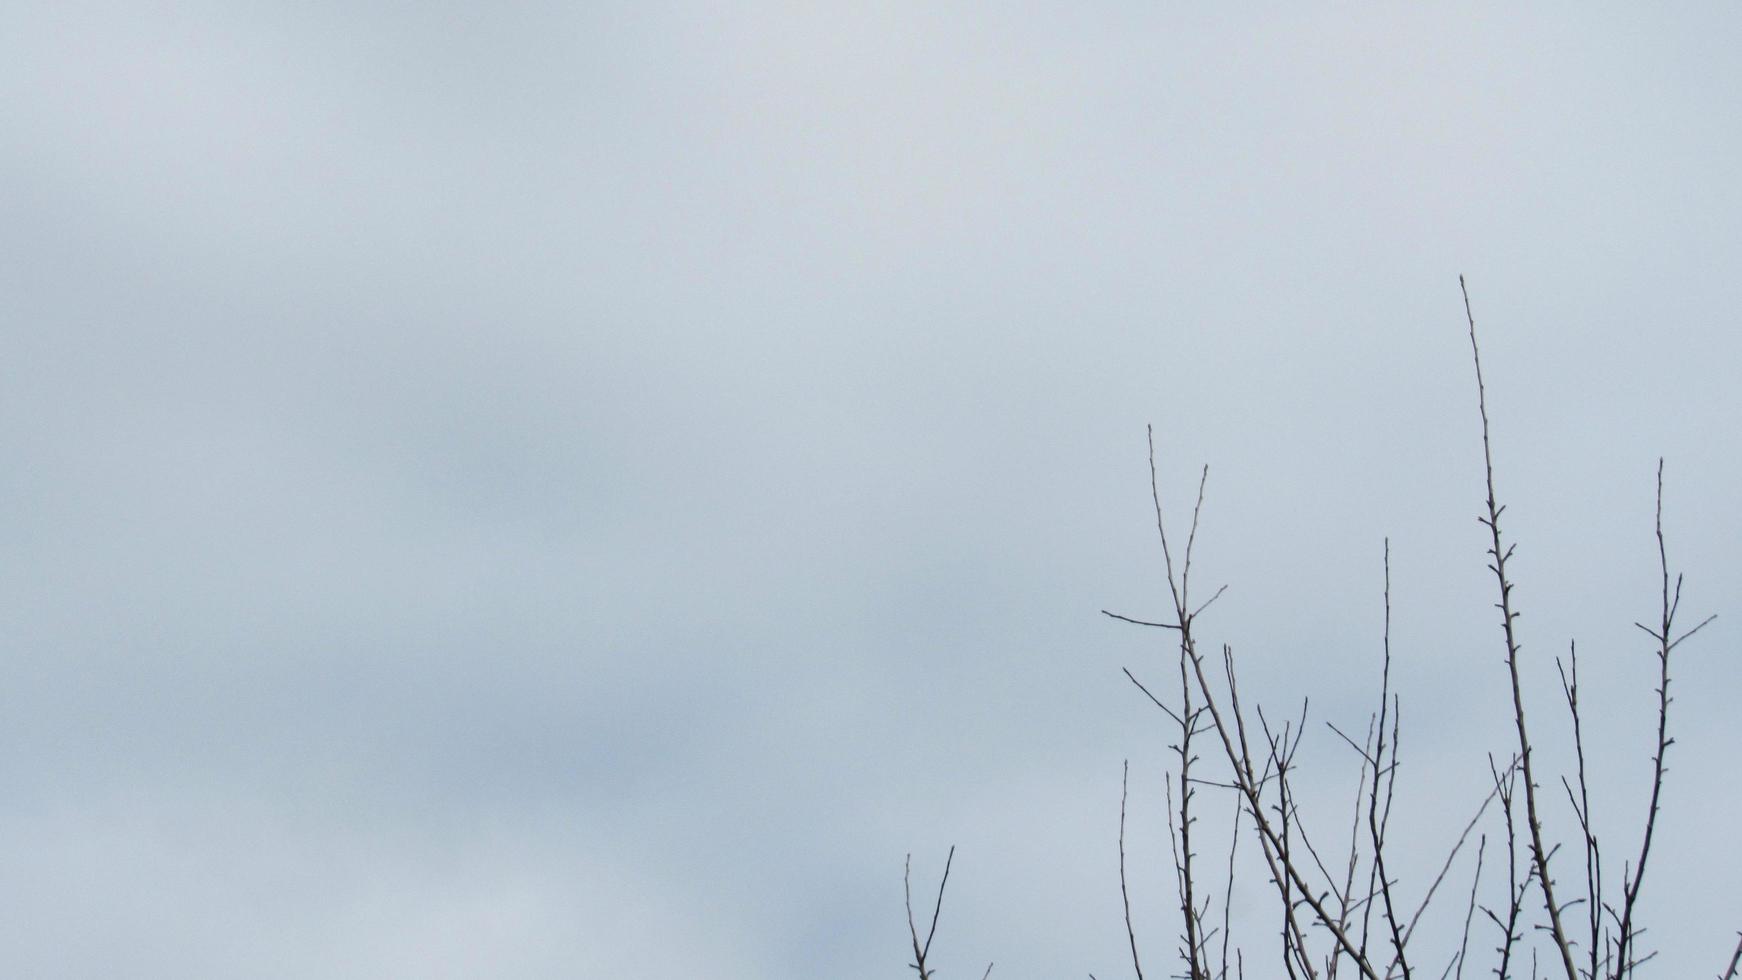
top-left (1717, 933), bottom-right (1742, 980)
top-left (1463, 274), bottom-right (1579, 980)
top-left (1120, 761), bottom-right (1147, 980)
top-left (906, 847), bottom-right (956, 980)
top-left (1613, 461), bottom-right (1714, 980)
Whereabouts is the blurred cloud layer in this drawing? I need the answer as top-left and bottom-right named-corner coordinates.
top-left (3, 4), bottom-right (1738, 977)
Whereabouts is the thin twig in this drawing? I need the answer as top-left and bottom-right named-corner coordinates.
top-left (1330, 715), bottom-right (1376, 980)
top-left (1149, 425), bottom-right (1185, 616)
top-left (1556, 644), bottom-right (1604, 980)
top-left (1486, 753), bottom-right (1525, 980)
top-left (1104, 609), bottom-right (1184, 631)
top-left (1400, 771), bottom-right (1504, 953)
top-left (1182, 464), bottom-right (1210, 611)
top-left (1220, 789), bottom-right (1243, 980)
top-left (1455, 835), bottom-right (1486, 980)
top-left (1125, 667), bottom-right (1186, 725)
top-left (1717, 933), bottom-right (1742, 980)
top-left (1142, 431), bottom-right (1215, 980)
top-left (1120, 761), bottom-right (1147, 980)
top-left (1370, 540), bottom-right (1413, 980)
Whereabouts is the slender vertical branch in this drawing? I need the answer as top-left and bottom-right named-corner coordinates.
top-left (1556, 644), bottom-right (1602, 980)
top-left (1462, 275), bottom-right (1579, 980)
top-left (1261, 705), bottom-right (1319, 980)
top-left (1147, 431), bottom-right (1213, 980)
top-left (1220, 789), bottom-right (1243, 980)
top-left (1486, 754), bottom-right (1527, 980)
top-left (1329, 715), bottom-right (1375, 980)
top-left (1148, 425), bottom-right (1185, 616)
top-left (1455, 835), bottom-right (1486, 980)
top-left (1120, 761), bottom-right (1148, 980)
top-left (1176, 600), bottom-right (1209, 980)
top-left (1371, 540), bottom-right (1412, 980)
top-left (1358, 721), bottom-right (1382, 968)
top-left (1613, 460), bottom-right (1714, 979)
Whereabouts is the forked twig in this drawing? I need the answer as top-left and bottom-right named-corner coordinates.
top-left (905, 847), bottom-right (956, 980)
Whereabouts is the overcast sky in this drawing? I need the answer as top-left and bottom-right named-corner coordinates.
top-left (3, 4), bottom-right (1739, 978)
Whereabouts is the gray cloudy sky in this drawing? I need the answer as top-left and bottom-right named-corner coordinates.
top-left (3, 4), bottom-right (1739, 978)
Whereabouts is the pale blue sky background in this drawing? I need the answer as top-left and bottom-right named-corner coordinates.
top-left (3, 4), bottom-right (1739, 978)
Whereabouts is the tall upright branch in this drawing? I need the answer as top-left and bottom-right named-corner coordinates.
top-left (1461, 275), bottom-right (1579, 980)
top-left (1371, 540), bottom-right (1412, 980)
top-left (1613, 461), bottom-right (1715, 978)
top-left (1150, 426), bottom-right (1212, 980)
top-left (1556, 644), bottom-right (1604, 980)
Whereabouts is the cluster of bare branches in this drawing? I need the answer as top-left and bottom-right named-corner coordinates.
top-left (1091, 279), bottom-right (1729, 980)
top-left (903, 281), bottom-right (1736, 980)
